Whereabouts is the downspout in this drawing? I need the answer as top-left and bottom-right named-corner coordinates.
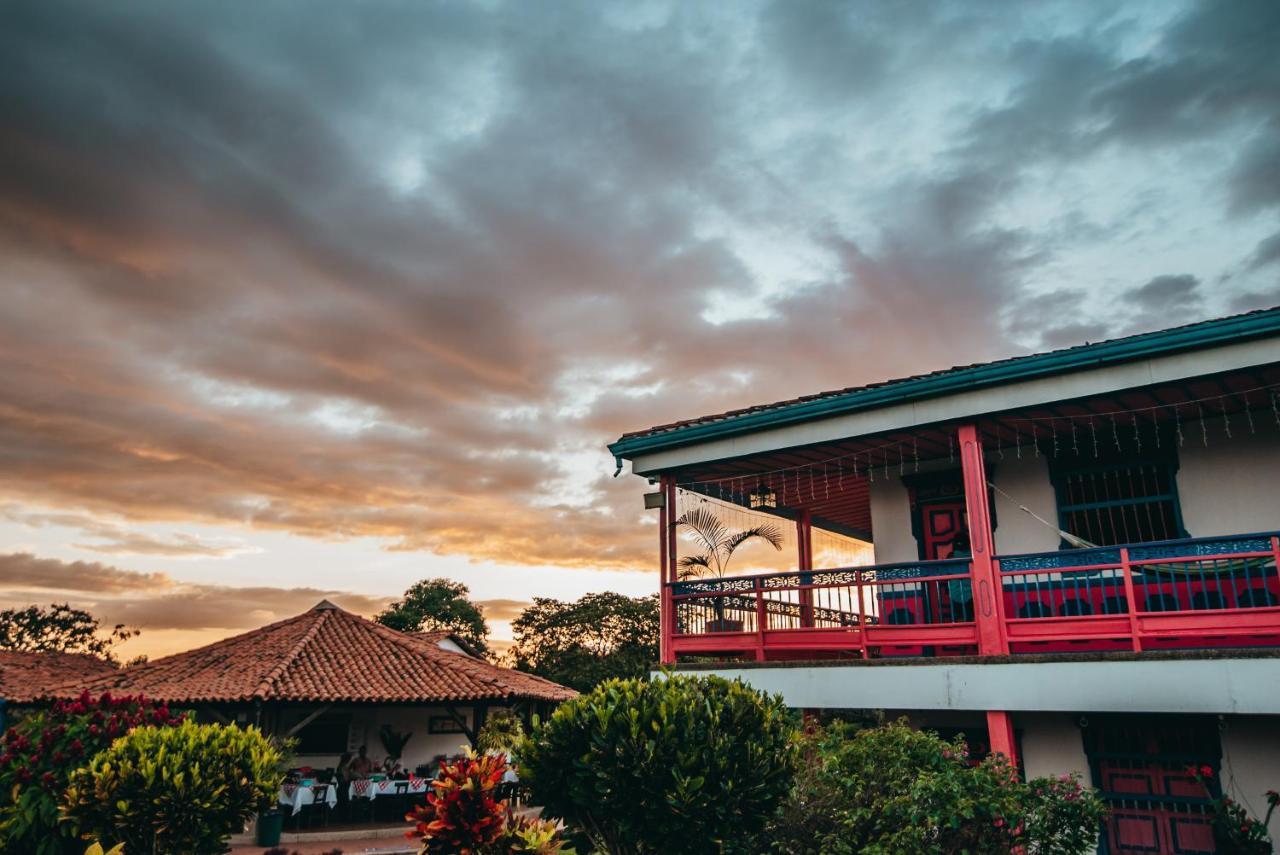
top-left (612, 456), bottom-right (623, 477)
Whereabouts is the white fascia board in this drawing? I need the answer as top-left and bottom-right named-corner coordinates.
top-left (672, 656), bottom-right (1280, 715)
top-left (629, 337), bottom-right (1280, 476)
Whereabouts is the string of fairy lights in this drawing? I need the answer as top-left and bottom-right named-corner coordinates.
top-left (670, 487), bottom-right (876, 570)
top-left (670, 383), bottom-right (1280, 508)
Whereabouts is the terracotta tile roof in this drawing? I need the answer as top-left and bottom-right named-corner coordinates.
top-left (38, 601), bottom-right (575, 705)
top-left (0, 651), bottom-right (118, 704)
top-left (613, 306), bottom-right (1280, 446)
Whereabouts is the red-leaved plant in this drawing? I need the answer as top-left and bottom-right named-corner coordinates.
top-left (406, 751), bottom-right (572, 855)
top-left (0, 690), bottom-right (183, 855)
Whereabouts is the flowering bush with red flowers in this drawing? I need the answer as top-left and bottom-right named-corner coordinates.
top-left (0, 690), bottom-right (182, 855)
top-left (1187, 765), bottom-right (1277, 855)
top-left (406, 751), bottom-right (573, 855)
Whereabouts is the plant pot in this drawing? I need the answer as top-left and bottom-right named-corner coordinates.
top-left (256, 809), bottom-right (284, 846)
top-left (705, 619), bottom-right (744, 633)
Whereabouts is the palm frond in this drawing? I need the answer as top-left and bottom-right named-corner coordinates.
top-left (677, 555), bottom-right (713, 580)
top-left (675, 506), bottom-right (729, 554)
top-left (724, 523), bottom-right (786, 555)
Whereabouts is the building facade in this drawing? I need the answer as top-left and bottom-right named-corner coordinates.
top-left (610, 308), bottom-right (1280, 854)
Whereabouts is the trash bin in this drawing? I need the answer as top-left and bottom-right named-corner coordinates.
top-left (256, 809), bottom-right (284, 846)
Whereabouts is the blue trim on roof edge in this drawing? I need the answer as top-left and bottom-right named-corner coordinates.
top-left (609, 308), bottom-right (1280, 461)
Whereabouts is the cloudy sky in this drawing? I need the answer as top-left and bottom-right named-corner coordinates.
top-left (2, 0), bottom-right (1278, 659)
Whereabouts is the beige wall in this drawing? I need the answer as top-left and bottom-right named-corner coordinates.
top-left (288, 705), bottom-right (476, 770)
top-left (1177, 415), bottom-right (1280, 537)
top-left (1221, 715), bottom-right (1280, 842)
top-left (869, 476), bottom-right (917, 564)
top-left (989, 452), bottom-right (1060, 556)
top-left (867, 420), bottom-right (1280, 563)
top-left (1016, 712), bottom-right (1092, 785)
top-left (867, 448), bottom-right (1059, 564)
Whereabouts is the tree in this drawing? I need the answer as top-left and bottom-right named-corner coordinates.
top-left (509, 592), bottom-right (658, 692)
top-left (0, 603), bottom-right (137, 663)
top-left (376, 578), bottom-right (490, 656)
top-left (675, 505), bottom-right (784, 580)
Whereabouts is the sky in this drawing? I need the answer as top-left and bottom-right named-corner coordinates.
top-left (1, 0), bottom-right (1279, 660)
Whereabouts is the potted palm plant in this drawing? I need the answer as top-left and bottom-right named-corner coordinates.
top-left (676, 505), bottom-right (784, 632)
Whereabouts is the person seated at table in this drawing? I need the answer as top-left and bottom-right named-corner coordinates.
top-left (336, 752), bottom-right (353, 783)
top-left (349, 745), bottom-right (375, 779)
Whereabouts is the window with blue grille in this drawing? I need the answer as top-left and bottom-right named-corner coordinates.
top-left (1050, 457), bottom-right (1187, 547)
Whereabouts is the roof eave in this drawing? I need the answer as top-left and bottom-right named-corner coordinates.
top-left (609, 309), bottom-right (1280, 462)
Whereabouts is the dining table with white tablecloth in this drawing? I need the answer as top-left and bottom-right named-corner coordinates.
top-left (278, 781), bottom-right (339, 815)
top-left (349, 776), bottom-right (432, 802)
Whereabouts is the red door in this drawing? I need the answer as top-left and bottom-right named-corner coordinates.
top-left (1099, 762), bottom-right (1216, 854)
top-left (1088, 717), bottom-right (1220, 855)
top-left (921, 502), bottom-right (967, 561)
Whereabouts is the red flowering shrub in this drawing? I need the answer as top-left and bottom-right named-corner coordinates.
top-left (0, 690), bottom-right (182, 855)
top-left (406, 751), bottom-right (572, 854)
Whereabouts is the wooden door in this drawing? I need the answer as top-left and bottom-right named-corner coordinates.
top-left (1088, 717), bottom-right (1220, 855)
top-left (921, 501), bottom-right (967, 560)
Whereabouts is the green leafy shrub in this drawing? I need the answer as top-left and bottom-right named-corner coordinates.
top-left (759, 720), bottom-right (1106, 855)
top-left (521, 673), bottom-right (797, 854)
top-left (1022, 772), bottom-right (1108, 854)
top-left (0, 690), bottom-right (181, 855)
top-left (476, 710), bottom-right (524, 756)
top-left (62, 720), bottom-right (283, 854)
top-left (406, 751), bottom-right (573, 854)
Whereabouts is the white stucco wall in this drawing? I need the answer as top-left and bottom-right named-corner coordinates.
top-left (1221, 715), bottom-right (1280, 842)
top-left (289, 705), bottom-right (475, 770)
top-left (1017, 713), bottom-right (1092, 785)
top-left (989, 453), bottom-right (1060, 556)
top-left (1177, 416), bottom-right (1280, 538)
top-left (868, 477), bottom-right (916, 564)
top-left (867, 449), bottom-right (1059, 564)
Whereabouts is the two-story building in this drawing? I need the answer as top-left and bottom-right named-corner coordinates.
top-left (610, 308), bottom-right (1280, 854)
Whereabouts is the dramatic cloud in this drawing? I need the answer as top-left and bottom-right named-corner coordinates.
top-left (0, 552), bottom-right (391, 632)
top-left (1126, 274), bottom-right (1202, 311)
top-left (0, 1), bottom-right (1278, 644)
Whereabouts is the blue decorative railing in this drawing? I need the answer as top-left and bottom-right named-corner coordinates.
top-left (666, 532), bottom-right (1280, 657)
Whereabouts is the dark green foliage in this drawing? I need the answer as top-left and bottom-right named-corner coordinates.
top-left (509, 592), bottom-right (658, 692)
top-left (759, 720), bottom-right (1107, 855)
top-left (0, 691), bottom-right (181, 855)
top-left (521, 673), bottom-right (797, 854)
top-left (376, 578), bottom-right (490, 656)
top-left (63, 720), bottom-right (284, 854)
top-left (0, 603), bottom-right (137, 662)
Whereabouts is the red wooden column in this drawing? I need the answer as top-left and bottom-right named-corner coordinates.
top-left (659, 475), bottom-right (677, 665)
top-left (797, 511), bottom-right (815, 627)
top-left (986, 710), bottom-right (1018, 766)
top-left (959, 424), bottom-right (1018, 768)
top-left (957, 423), bottom-right (1007, 656)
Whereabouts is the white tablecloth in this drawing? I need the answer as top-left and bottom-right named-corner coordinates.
top-left (278, 783), bottom-right (338, 815)
top-left (349, 777), bottom-right (431, 801)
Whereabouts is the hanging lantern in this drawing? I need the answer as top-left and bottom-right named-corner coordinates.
top-left (748, 480), bottom-right (777, 509)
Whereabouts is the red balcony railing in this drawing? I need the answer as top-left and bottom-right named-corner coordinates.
top-left (666, 533), bottom-right (1280, 662)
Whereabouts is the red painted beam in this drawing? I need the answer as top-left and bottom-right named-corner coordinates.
top-left (660, 475), bottom-right (677, 665)
top-left (958, 424), bottom-right (1008, 655)
top-left (986, 710), bottom-right (1018, 768)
